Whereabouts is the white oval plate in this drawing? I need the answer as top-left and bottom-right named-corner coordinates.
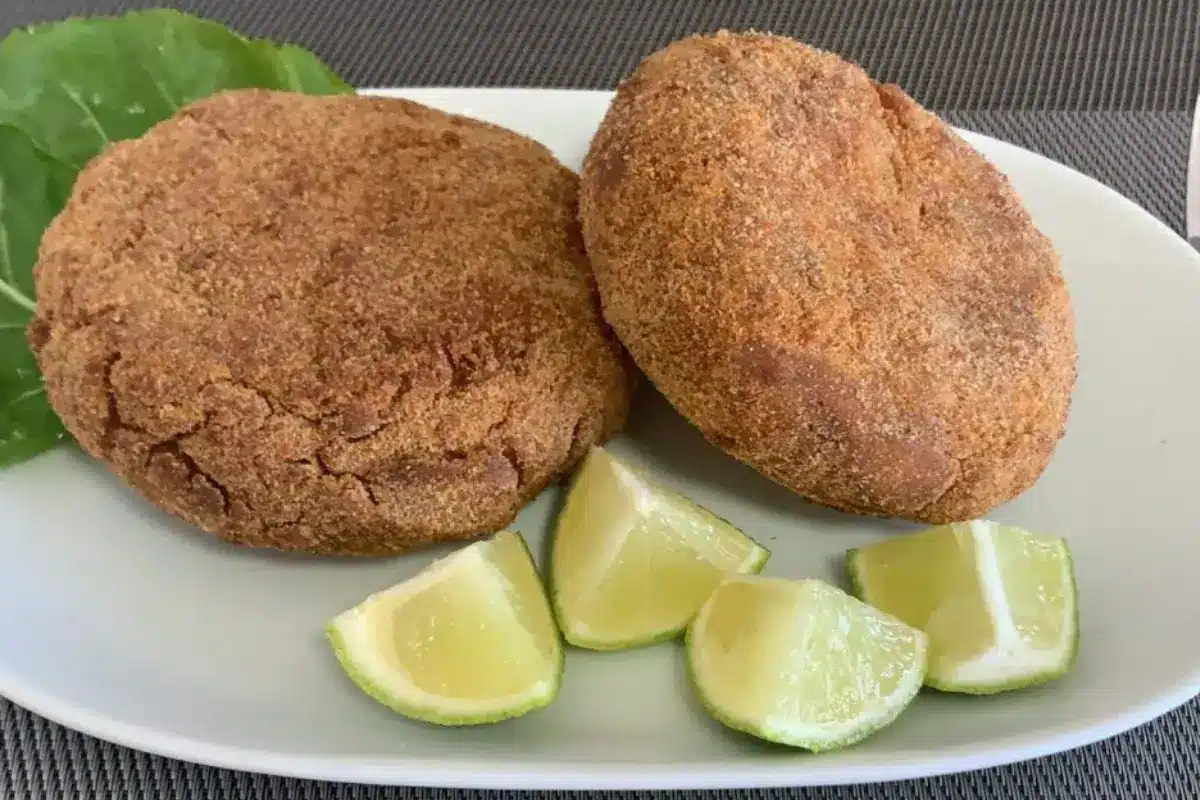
top-left (1, 88), bottom-right (1198, 791)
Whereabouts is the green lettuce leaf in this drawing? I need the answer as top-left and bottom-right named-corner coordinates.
top-left (0, 126), bottom-right (74, 465)
top-left (0, 10), bottom-right (352, 167)
top-left (0, 9), bottom-right (352, 468)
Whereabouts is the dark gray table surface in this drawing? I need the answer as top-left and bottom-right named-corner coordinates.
top-left (2, 2), bottom-right (1199, 798)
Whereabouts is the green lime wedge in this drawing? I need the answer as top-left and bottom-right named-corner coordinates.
top-left (687, 576), bottom-right (928, 751)
top-left (550, 446), bottom-right (769, 650)
top-left (326, 530), bottom-right (562, 725)
top-left (847, 520), bottom-right (1078, 694)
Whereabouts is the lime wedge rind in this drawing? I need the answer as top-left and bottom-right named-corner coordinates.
top-left (847, 521), bottom-right (1079, 695)
top-left (555, 539), bottom-right (771, 651)
top-left (552, 501), bottom-right (771, 651)
top-left (326, 619), bottom-right (561, 726)
top-left (326, 531), bottom-right (563, 726)
top-left (684, 632), bottom-right (926, 752)
top-left (549, 447), bottom-right (771, 651)
top-left (927, 540), bottom-right (1077, 695)
top-left (686, 576), bottom-right (928, 752)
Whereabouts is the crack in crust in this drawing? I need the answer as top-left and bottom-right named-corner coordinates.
top-left (148, 438), bottom-right (229, 514)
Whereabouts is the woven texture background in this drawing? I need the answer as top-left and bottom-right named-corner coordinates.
top-left (2, 1), bottom-right (1200, 798)
top-left (9, 0), bottom-right (1200, 110)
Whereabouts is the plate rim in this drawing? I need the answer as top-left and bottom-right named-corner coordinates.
top-left (2, 86), bottom-right (1198, 790)
top-left (2, 660), bottom-right (1193, 790)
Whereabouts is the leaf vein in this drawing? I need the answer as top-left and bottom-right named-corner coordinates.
top-left (131, 49), bottom-right (180, 113)
top-left (0, 175), bottom-right (11, 285)
top-left (0, 176), bottom-right (32, 312)
top-left (59, 83), bottom-right (112, 148)
top-left (281, 58), bottom-right (302, 90)
top-left (0, 276), bottom-right (35, 314)
top-left (6, 385), bottom-right (44, 410)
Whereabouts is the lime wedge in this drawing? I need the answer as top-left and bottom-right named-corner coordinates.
top-left (550, 447), bottom-right (769, 650)
top-left (687, 576), bottom-right (927, 751)
top-left (847, 520), bottom-right (1078, 694)
top-left (326, 530), bottom-right (562, 725)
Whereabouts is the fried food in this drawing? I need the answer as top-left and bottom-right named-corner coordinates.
top-left (579, 32), bottom-right (1075, 523)
top-left (31, 89), bottom-right (632, 555)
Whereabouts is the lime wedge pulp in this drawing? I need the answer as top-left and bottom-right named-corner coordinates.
top-left (687, 576), bottom-right (928, 751)
top-left (550, 446), bottom-right (769, 650)
top-left (848, 520), bottom-right (1078, 694)
top-left (326, 530), bottom-right (562, 725)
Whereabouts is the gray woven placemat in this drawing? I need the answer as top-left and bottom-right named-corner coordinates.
top-left (3, 2), bottom-right (1200, 798)
top-left (10, 0), bottom-right (1200, 110)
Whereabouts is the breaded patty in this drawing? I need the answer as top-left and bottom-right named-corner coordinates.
top-left (579, 32), bottom-right (1076, 523)
top-left (30, 89), bottom-right (632, 555)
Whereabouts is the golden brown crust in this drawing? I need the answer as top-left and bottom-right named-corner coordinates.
top-left (579, 32), bottom-right (1076, 523)
top-left (31, 89), bottom-right (632, 555)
